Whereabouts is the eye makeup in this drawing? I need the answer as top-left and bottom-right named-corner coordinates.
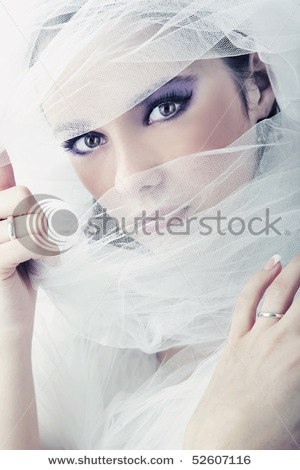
top-left (60, 75), bottom-right (198, 156)
top-left (61, 131), bottom-right (106, 156)
top-left (143, 88), bottom-right (193, 125)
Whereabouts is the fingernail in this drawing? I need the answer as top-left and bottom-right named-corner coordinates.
top-left (263, 254), bottom-right (281, 270)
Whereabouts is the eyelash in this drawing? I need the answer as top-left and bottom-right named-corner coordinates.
top-left (61, 88), bottom-right (193, 156)
top-left (61, 131), bottom-right (105, 156)
top-left (143, 89), bottom-right (193, 125)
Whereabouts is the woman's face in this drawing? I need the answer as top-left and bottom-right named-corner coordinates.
top-left (45, 56), bottom-right (274, 236)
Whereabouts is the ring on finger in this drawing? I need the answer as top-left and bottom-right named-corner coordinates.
top-left (257, 311), bottom-right (285, 319)
top-left (7, 215), bottom-right (17, 241)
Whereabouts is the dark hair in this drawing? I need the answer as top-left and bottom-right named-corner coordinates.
top-left (222, 54), bottom-right (280, 121)
top-left (210, 32), bottom-right (280, 120)
top-left (28, 13), bottom-right (74, 68)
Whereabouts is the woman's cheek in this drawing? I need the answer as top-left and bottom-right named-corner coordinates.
top-left (186, 70), bottom-right (251, 151)
top-left (69, 154), bottom-right (113, 199)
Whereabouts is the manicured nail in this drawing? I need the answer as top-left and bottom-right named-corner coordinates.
top-left (263, 254), bottom-right (281, 270)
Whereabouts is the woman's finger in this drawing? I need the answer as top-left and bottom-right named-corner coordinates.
top-left (229, 254), bottom-right (282, 341)
top-left (0, 159), bottom-right (16, 191)
top-left (0, 186), bottom-right (37, 220)
top-left (281, 291), bottom-right (300, 327)
top-left (0, 213), bottom-right (48, 244)
top-left (0, 235), bottom-right (59, 280)
top-left (255, 251), bottom-right (300, 331)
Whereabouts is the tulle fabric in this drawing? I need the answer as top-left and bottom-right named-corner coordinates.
top-left (0, 0), bottom-right (299, 449)
top-left (30, 112), bottom-right (300, 449)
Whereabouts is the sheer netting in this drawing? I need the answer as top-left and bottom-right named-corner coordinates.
top-left (0, 0), bottom-right (299, 449)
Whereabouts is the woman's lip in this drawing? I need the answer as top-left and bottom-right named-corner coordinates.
top-left (139, 205), bottom-right (189, 219)
top-left (136, 206), bottom-right (190, 233)
top-left (150, 206), bottom-right (186, 218)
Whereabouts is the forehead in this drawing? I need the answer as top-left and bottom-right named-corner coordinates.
top-left (30, 6), bottom-right (229, 141)
top-left (53, 74), bottom-right (199, 136)
top-left (42, 68), bottom-right (194, 140)
top-left (39, 54), bottom-right (213, 141)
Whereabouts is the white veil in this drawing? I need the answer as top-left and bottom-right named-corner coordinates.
top-left (0, 0), bottom-right (299, 449)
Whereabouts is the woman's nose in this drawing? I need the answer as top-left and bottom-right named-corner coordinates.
top-left (115, 160), bottom-right (165, 194)
top-left (112, 130), bottom-right (165, 194)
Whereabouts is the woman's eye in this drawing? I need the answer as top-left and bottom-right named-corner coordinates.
top-left (62, 132), bottom-right (107, 155)
top-left (74, 133), bottom-right (106, 153)
top-left (148, 101), bottom-right (183, 124)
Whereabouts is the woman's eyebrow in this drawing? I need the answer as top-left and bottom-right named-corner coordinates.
top-left (55, 74), bottom-right (198, 136)
top-left (130, 74), bottom-right (198, 108)
top-left (54, 119), bottom-right (92, 137)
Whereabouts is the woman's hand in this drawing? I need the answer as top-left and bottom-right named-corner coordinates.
top-left (0, 155), bottom-right (59, 449)
top-left (0, 158), bottom-right (55, 343)
top-left (183, 252), bottom-right (300, 450)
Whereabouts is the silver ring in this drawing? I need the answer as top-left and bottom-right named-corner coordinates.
top-left (257, 312), bottom-right (284, 319)
top-left (7, 215), bottom-right (16, 240)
